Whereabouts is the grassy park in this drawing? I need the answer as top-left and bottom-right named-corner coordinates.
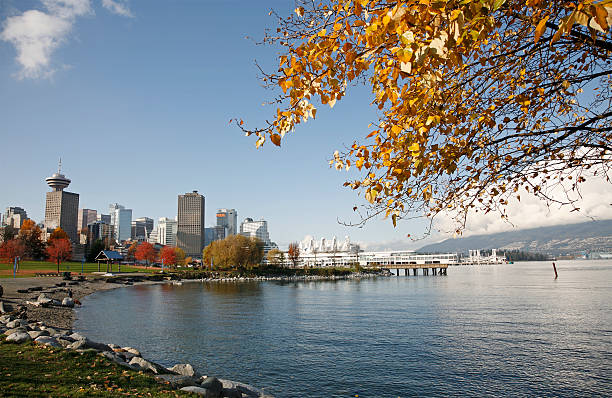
top-left (0, 260), bottom-right (157, 278)
top-left (0, 341), bottom-right (189, 397)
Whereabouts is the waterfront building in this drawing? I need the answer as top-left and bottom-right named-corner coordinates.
top-left (216, 208), bottom-right (238, 236)
top-left (88, 220), bottom-right (114, 244)
top-left (3, 207), bottom-right (28, 228)
top-left (131, 217), bottom-right (153, 241)
top-left (240, 218), bottom-right (271, 243)
top-left (177, 191), bottom-right (205, 258)
top-left (44, 162), bottom-right (79, 243)
top-left (97, 213), bottom-right (111, 224)
top-left (240, 217), bottom-right (278, 255)
top-left (78, 209), bottom-right (97, 231)
top-left (148, 229), bottom-right (159, 244)
top-left (109, 203), bottom-right (132, 243)
top-left (158, 217), bottom-right (177, 246)
top-left (136, 217), bottom-right (154, 238)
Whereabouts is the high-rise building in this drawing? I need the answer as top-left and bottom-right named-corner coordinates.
top-left (240, 218), bottom-right (271, 244)
top-left (3, 207), bottom-right (28, 228)
top-left (216, 208), bottom-right (238, 236)
top-left (97, 214), bottom-right (111, 224)
top-left (158, 217), bottom-right (178, 246)
top-left (109, 203), bottom-right (132, 243)
top-left (44, 162), bottom-right (79, 243)
top-left (177, 191), bottom-right (205, 258)
top-left (88, 220), bottom-right (114, 244)
top-left (136, 217), bottom-right (154, 238)
top-left (78, 209), bottom-right (97, 231)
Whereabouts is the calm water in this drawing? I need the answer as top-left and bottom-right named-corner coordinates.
top-left (75, 261), bottom-right (612, 397)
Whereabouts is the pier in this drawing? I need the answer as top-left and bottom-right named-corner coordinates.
top-left (377, 263), bottom-right (448, 276)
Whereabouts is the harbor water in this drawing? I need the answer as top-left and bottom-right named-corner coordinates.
top-left (75, 260), bottom-right (612, 397)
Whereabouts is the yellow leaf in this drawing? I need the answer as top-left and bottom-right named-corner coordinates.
top-left (408, 143), bottom-right (419, 152)
top-left (534, 15), bottom-right (549, 43)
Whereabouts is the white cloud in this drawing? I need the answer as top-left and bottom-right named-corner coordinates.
top-left (101, 0), bottom-right (132, 18)
top-left (435, 171), bottom-right (612, 237)
top-left (1, 0), bottom-right (131, 79)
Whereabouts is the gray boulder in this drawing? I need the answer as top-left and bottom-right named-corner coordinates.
top-left (6, 319), bottom-right (26, 329)
top-left (6, 332), bottom-right (32, 343)
top-left (4, 327), bottom-right (27, 336)
top-left (180, 386), bottom-right (217, 397)
top-left (66, 338), bottom-right (110, 352)
top-left (0, 315), bottom-right (12, 323)
top-left (123, 346), bottom-right (141, 356)
top-left (28, 330), bottom-right (50, 339)
top-left (0, 300), bottom-right (6, 314)
top-left (170, 363), bottom-right (201, 378)
top-left (37, 294), bottom-right (53, 306)
top-left (34, 336), bottom-right (62, 348)
top-left (69, 332), bottom-right (86, 341)
top-left (200, 377), bottom-right (223, 397)
top-left (129, 357), bottom-right (168, 374)
top-left (155, 374), bottom-right (199, 389)
top-left (218, 380), bottom-right (266, 398)
top-left (61, 297), bottom-right (74, 307)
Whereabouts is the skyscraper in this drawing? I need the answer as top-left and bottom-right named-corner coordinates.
top-left (216, 208), bottom-right (238, 236)
top-left (78, 209), bottom-right (97, 230)
top-left (177, 191), bottom-right (205, 258)
top-left (158, 217), bottom-right (177, 246)
top-left (45, 161), bottom-right (79, 243)
top-left (109, 203), bottom-right (132, 243)
top-left (131, 217), bottom-right (153, 241)
top-left (240, 218), bottom-right (271, 244)
top-left (3, 207), bottom-right (28, 228)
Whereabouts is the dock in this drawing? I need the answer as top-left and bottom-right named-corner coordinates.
top-left (378, 263), bottom-right (448, 276)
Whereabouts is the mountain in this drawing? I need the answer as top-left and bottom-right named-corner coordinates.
top-left (418, 220), bottom-right (612, 256)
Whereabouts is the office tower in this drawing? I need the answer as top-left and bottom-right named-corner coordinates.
top-left (177, 191), bottom-right (205, 258)
top-left (109, 203), bottom-right (132, 243)
top-left (88, 220), bottom-right (114, 244)
top-left (4, 207), bottom-right (28, 228)
top-left (45, 161), bottom-right (79, 243)
top-left (158, 217), bottom-right (177, 246)
top-left (216, 208), bottom-right (238, 236)
top-left (240, 218), bottom-right (271, 244)
top-left (97, 214), bottom-right (111, 224)
top-left (136, 217), bottom-right (154, 238)
top-left (78, 209), bottom-right (97, 230)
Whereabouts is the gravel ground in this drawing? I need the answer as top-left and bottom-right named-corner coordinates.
top-left (0, 275), bottom-right (159, 331)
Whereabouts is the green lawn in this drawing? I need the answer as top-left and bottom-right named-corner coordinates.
top-left (0, 260), bottom-right (158, 278)
top-left (0, 341), bottom-right (188, 397)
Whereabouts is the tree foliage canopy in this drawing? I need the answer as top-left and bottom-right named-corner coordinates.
top-left (203, 235), bottom-right (265, 270)
top-left (242, 0), bottom-right (612, 233)
top-left (18, 219), bottom-right (45, 259)
top-left (135, 242), bottom-right (156, 265)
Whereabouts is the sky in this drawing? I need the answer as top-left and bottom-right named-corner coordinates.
top-left (1, 0), bottom-right (610, 250)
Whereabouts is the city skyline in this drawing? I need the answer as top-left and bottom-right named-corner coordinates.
top-left (1, 1), bottom-right (610, 251)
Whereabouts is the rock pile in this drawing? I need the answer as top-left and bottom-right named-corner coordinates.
top-left (0, 314), bottom-right (272, 397)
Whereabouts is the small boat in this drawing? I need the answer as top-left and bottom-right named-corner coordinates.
top-left (172, 281), bottom-right (183, 286)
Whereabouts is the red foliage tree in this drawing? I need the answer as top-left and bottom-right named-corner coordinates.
top-left (160, 246), bottom-right (177, 268)
top-left (135, 242), bottom-right (156, 266)
top-left (0, 239), bottom-right (25, 265)
top-left (46, 238), bottom-right (72, 273)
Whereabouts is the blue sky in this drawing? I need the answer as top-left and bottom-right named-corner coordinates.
top-left (1, 1), bottom-right (609, 249)
top-left (0, 0), bottom-right (435, 249)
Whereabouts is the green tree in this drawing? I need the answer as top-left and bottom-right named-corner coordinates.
top-left (242, 0), bottom-right (612, 235)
